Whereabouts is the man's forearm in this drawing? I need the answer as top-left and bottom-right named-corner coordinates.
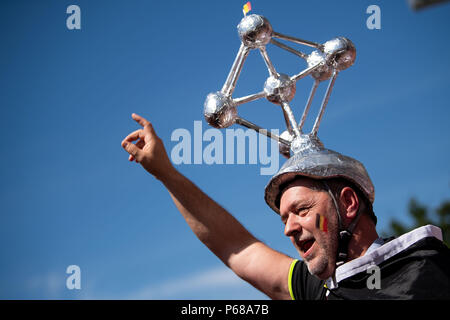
top-left (159, 167), bottom-right (258, 267)
top-left (122, 115), bottom-right (292, 299)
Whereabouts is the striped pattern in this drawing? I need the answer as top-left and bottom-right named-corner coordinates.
top-left (242, 2), bottom-right (252, 15)
top-left (316, 214), bottom-right (328, 232)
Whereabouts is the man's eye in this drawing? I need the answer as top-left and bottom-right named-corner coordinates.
top-left (296, 206), bottom-right (311, 215)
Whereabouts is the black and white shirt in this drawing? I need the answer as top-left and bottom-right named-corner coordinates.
top-left (288, 225), bottom-right (450, 300)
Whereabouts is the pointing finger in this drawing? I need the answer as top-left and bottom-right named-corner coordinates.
top-left (132, 113), bottom-right (150, 127)
top-left (132, 113), bottom-right (156, 135)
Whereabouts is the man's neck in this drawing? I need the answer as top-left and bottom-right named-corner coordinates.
top-left (346, 215), bottom-right (379, 261)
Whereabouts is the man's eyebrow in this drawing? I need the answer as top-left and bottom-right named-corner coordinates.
top-left (282, 199), bottom-right (312, 217)
top-left (289, 199), bottom-right (312, 211)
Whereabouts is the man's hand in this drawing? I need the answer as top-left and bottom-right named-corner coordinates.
top-left (121, 113), bottom-right (293, 300)
top-left (121, 113), bottom-right (174, 180)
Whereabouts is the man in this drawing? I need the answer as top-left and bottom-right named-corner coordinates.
top-left (121, 113), bottom-right (450, 300)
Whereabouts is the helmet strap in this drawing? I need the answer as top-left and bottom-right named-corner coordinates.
top-left (321, 181), bottom-right (362, 267)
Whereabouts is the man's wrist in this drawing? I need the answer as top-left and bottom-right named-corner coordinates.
top-left (154, 163), bottom-right (178, 184)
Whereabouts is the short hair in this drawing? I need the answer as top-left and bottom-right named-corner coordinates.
top-left (279, 176), bottom-right (377, 225)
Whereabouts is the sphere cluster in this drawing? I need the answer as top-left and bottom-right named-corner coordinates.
top-left (204, 92), bottom-right (237, 128)
top-left (323, 37), bottom-right (356, 71)
top-left (204, 15), bottom-right (357, 158)
top-left (237, 14), bottom-right (273, 48)
top-left (264, 73), bottom-right (296, 105)
top-left (307, 50), bottom-right (333, 81)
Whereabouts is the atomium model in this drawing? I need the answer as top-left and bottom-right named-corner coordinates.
top-left (203, 13), bottom-right (375, 219)
top-left (203, 13), bottom-right (356, 159)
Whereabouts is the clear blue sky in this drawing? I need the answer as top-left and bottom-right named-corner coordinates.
top-left (0, 0), bottom-right (449, 299)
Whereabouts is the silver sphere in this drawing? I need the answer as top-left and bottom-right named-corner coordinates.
top-left (279, 130), bottom-right (293, 158)
top-left (204, 92), bottom-right (237, 128)
top-left (237, 14), bottom-right (273, 48)
top-left (264, 73), bottom-right (296, 105)
top-left (323, 37), bottom-right (356, 71)
top-left (307, 50), bottom-right (333, 81)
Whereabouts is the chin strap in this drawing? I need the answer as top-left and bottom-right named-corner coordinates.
top-left (321, 181), bottom-right (362, 267)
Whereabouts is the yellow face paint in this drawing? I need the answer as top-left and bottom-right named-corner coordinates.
top-left (316, 214), bottom-right (328, 232)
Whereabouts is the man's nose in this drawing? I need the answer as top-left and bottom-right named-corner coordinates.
top-left (284, 214), bottom-right (302, 237)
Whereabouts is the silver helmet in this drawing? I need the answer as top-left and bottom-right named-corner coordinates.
top-left (264, 134), bottom-right (375, 215)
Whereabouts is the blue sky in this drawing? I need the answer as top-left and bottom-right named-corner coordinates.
top-left (0, 0), bottom-right (449, 299)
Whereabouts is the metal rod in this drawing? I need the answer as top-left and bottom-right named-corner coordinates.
top-left (221, 43), bottom-right (250, 96)
top-left (235, 117), bottom-right (290, 146)
top-left (290, 62), bottom-right (322, 82)
top-left (282, 108), bottom-right (294, 135)
top-left (259, 46), bottom-right (278, 77)
top-left (273, 31), bottom-right (322, 49)
top-left (298, 79), bottom-right (319, 132)
top-left (270, 39), bottom-right (308, 60)
top-left (311, 70), bottom-right (339, 136)
top-left (280, 101), bottom-right (301, 138)
top-left (233, 91), bottom-right (266, 106)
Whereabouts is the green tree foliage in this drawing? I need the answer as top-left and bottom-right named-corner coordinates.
top-left (385, 198), bottom-right (450, 246)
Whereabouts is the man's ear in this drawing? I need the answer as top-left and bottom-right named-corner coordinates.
top-left (339, 187), bottom-right (360, 222)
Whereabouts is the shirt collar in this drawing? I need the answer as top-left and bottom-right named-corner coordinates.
top-left (325, 225), bottom-right (442, 290)
top-left (364, 237), bottom-right (384, 255)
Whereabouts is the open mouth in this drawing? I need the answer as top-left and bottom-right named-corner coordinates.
top-left (299, 238), bottom-right (316, 256)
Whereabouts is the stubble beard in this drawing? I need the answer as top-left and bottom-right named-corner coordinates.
top-left (305, 228), bottom-right (338, 279)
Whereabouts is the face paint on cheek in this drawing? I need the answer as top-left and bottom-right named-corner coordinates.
top-left (315, 214), bottom-right (328, 233)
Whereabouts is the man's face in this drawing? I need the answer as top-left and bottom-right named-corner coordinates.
top-left (279, 178), bottom-right (338, 279)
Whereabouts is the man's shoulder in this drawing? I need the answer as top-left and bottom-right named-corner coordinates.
top-left (380, 225), bottom-right (449, 269)
top-left (328, 225), bottom-right (450, 299)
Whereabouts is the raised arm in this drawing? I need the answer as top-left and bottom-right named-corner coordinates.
top-left (121, 113), bottom-right (294, 299)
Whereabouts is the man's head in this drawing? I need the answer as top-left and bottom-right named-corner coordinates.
top-left (279, 176), bottom-right (376, 279)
